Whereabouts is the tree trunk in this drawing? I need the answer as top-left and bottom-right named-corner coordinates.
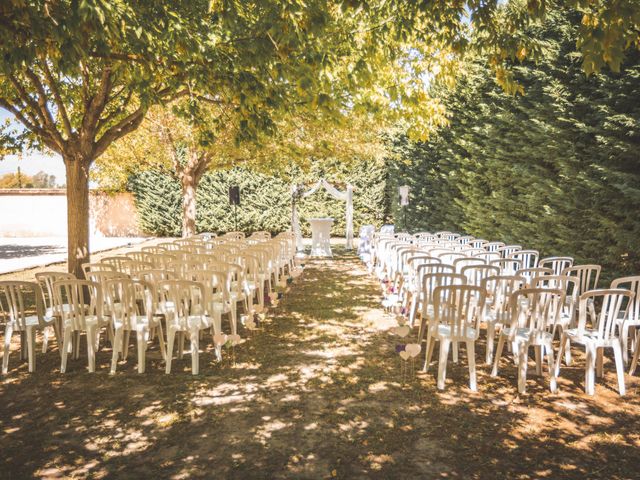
top-left (64, 156), bottom-right (91, 279)
top-left (181, 172), bottom-right (199, 238)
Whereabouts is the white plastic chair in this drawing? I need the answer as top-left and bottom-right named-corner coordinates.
top-left (555, 288), bottom-right (634, 396)
top-left (610, 276), bottom-right (640, 366)
top-left (105, 278), bottom-right (166, 373)
top-left (515, 267), bottom-right (553, 286)
top-left (490, 258), bottom-right (523, 275)
top-left (158, 280), bottom-right (212, 375)
top-left (54, 279), bottom-right (107, 373)
top-left (424, 284), bottom-right (486, 391)
top-left (0, 281), bottom-right (59, 374)
top-left (461, 264), bottom-right (500, 287)
top-left (491, 288), bottom-right (564, 393)
top-left (481, 275), bottom-right (526, 364)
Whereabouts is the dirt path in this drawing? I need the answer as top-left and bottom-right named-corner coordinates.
top-left (1, 251), bottom-right (639, 479)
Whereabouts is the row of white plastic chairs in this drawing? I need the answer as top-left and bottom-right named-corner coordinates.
top-left (0, 231), bottom-right (297, 376)
top-left (370, 230), bottom-right (640, 395)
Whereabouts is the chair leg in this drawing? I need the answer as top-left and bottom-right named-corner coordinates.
top-left (555, 334), bottom-right (568, 377)
top-left (110, 328), bottom-right (124, 375)
top-left (190, 328), bottom-right (200, 375)
top-left (452, 341), bottom-right (458, 363)
top-left (437, 339), bottom-right (451, 390)
top-left (20, 331), bottom-right (27, 361)
top-left (517, 342), bottom-right (528, 394)
top-left (612, 342), bottom-right (626, 396)
top-left (596, 347), bottom-right (604, 378)
top-left (42, 325), bottom-right (50, 353)
top-left (156, 321), bottom-right (167, 361)
top-left (621, 325), bottom-right (630, 365)
top-left (165, 328), bottom-right (175, 374)
top-left (585, 344), bottom-right (596, 396)
top-left (26, 327), bottom-right (36, 373)
top-left (122, 331), bottom-right (131, 360)
top-left (486, 323), bottom-right (495, 365)
top-left (630, 331), bottom-right (640, 375)
top-left (466, 340), bottom-right (477, 392)
top-left (137, 328), bottom-right (147, 374)
top-left (3, 323), bottom-right (14, 374)
top-left (60, 327), bottom-right (71, 373)
top-left (534, 345), bottom-right (542, 376)
top-left (546, 340), bottom-right (557, 393)
top-left (86, 325), bottom-right (97, 373)
top-left (423, 336), bottom-right (435, 373)
top-left (491, 334), bottom-right (506, 377)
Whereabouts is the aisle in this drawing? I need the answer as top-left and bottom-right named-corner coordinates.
top-left (1, 251), bottom-right (639, 479)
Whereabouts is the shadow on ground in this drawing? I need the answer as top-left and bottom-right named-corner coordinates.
top-left (0, 244), bottom-right (64, 259)
top-left (1, 249), bottom-right (639, 479)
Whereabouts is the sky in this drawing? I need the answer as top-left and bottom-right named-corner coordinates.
top-left (1, 108), bottom-right (65, 180)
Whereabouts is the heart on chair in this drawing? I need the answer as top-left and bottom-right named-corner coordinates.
top-left (396, 316), bottom-right (407, 326)
top-left (392, 325), bottom-right (410, 337)
top-left (245, 319), bottom-right (257, 330)
top-left (228, 334), bottom-right (241, 345)
top-left (213, 333), bottom-right (228, 346)
top-left (405, 343), bottom-right (421, 358)
top-left (399, 351), bottom-right (411, 361)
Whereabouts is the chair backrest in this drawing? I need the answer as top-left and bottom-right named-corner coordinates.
top-left (531, 274), bottom-right (580, 321)
top-left (105, 278), bottom-right (155, 327)
top-left (185, 269), bottom-right (230, 306)
top-left (141, 245), bottom-right (167, 254)
top-left (147, 252), bottom-right (177, 269)
top-left (136, 269), bottom-right (178, 284)
top-left (469, 239), bottom-right (488, 249)
top-left (577, 289), bottom-right (635, 340)
top-left (432, 284), bottom-right (486, 340)
top-left (85, 270), bottom-right (129, 296)
top-left (485, 241), bottom-right (505, 253)
top-left (516, 267), bottom-right (553, 285)
top-left (498, 245), bottom-right (522, 258)
top-left (438, 251), bottom-right (467, 265)
top-left (539, 256), bottom-right (574, 276)
top-left (461, 264), bottom-right (500, 286)
top-left (457, 235), bottom-right (475, 245)
top-left (156, 280), bottom-right (206, 327)
top-left (35, 271), bottom-right (76, 311)
top-left (421, 272), bottom-right (467, 316)
top-left (453, 257), bottom-right (485, 273)
top-left (53, 279), bottom-right (102, 331)
top-left (509, 249), bottom-right (539, 269)
top-left (124, 251), bottom-right (153, 263)
top-left (0, 281), bottom-right (46, 329)
top-left (490, 258), bottom-right (523, 275)
top-left (473, 251), bottom-right (500, 263)
top-left (562, 264), bottom-right (601, 296)
top-left (509, 287), bottom-right (565, 334)
top-left (481, 275), bottom-right (526, 321)
top-left (610, 275), bottom-right (640, 322)
top-left (81, 262), bottom-right (115, 278)
top-left (157, 242), bottom-right (181, 251)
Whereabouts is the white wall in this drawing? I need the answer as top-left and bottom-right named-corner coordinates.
top-left (0, 190), bottom-right (144, 237)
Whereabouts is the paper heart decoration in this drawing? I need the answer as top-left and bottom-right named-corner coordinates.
top-left (228, 334), bottom-right (241, 345)
top-left (394, 325), bottom-right (410, 337)
top-left (396, 316), bottom-right (407, 326)
top-left (245, 319), bottom-right (256, 330)
top-left (405, 343), bottom-right (421, 358)
top-left (213, 333), bottom-right (228, 346)
top-left (399, 351), bottom-right (410, 361)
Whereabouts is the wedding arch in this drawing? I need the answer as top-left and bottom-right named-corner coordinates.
top-left (291, 179), bottom-right (353, 252)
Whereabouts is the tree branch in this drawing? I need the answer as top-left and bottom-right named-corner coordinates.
top-left (22, 67), bottom-right (66, 149)
top-left (0, 97), bottom-right (59, 152)
top-left (40, 59), bottom-right (73, 138)
top-left (93, 106), bottom-right (146, 159)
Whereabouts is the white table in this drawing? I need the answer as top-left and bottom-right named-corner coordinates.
top-left (308, 217), bottom-right (334, 257)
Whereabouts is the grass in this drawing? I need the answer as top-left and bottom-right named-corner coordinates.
top-left (0, 249), bottom-right (639, 479)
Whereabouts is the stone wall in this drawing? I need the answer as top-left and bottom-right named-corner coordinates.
top-left (0, 189), bottom-right (145, 237)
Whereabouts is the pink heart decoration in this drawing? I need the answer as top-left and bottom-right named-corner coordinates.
top-left (405, 343), bottom-right (421, 358)
top-left (399, 351), bottom-right (410, 361)
top-left (213, 333), bottom-right (228, 346)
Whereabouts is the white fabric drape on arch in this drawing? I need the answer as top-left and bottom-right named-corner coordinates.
top-left (291, 179), bottom-right (353, 252)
